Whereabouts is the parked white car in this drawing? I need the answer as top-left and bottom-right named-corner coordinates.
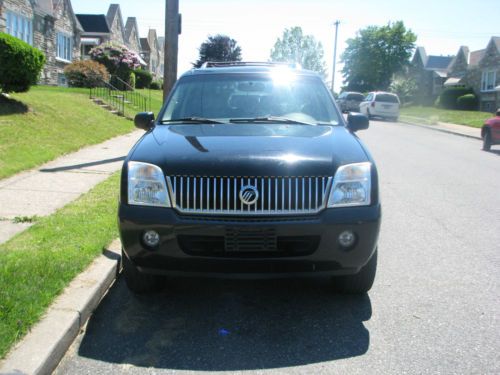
top-left (359, 92), bottom-right (400, 121)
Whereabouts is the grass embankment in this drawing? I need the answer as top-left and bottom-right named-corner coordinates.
top-left (137, 88), bottom-right (163, 114)
top-left (0, 173), bottom-right (120, 359)
top-left (0, 86), bottom-right (134, 180)
top-left (400, 106), bottom-right (492, 128)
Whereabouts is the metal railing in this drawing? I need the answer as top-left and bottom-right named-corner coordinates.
top-left (89, 76), bottom-right (151, 118)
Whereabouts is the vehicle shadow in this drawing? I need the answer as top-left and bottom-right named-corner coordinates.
top-left (78, 276), bottom-right (372, 371)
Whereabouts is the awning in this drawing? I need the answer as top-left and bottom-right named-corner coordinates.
top-left (444, 77), bottom-right (462, 87)
top-left (433, 70), bottom-right (448, 78)
top-left (81, 37), bottom-right (101, 45)
top-left (137, 55), bottom-right (147, 66)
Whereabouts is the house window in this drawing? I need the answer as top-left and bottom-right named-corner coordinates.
top-left (481, 71), bottom-right (496, 91)
top-left (5, 11), bottom-right (33, 45)
top-left (57, 33), bottom-right (72, 61)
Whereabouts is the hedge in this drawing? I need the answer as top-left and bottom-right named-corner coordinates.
top-left (0, 32), bottom-right (45, 93)
top-left (134, 69), bottom-right (153, 89)
top-left (456, 94), bottom-right (478, 111)
top-left (438, 86), bottom-right (474, 109)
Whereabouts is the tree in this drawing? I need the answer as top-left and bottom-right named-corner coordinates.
top-left (193, 35), bottom-right (242, 68)
top-left (270, 27), bottom-right (327, 78)
top-left (341, 21), bottom-right (416, 92)
top-left (0, 32), bottom-right (45, 93)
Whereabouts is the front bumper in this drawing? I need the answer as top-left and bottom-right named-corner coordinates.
top-left (118, 203), bottom-right (381, 278)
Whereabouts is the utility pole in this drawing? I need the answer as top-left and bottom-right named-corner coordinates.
top-left (163, 0), bottom-right (180, 102)
top-left (331, 20), bottom-right (340, 94)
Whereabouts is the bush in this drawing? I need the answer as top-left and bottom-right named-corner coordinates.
top-left (134, 69), bottom-right (153, 89)
top-left (150, 80), bottom-right (163, 90)
top-left (90, 42), bottom-right (141, 89)
top-left (438, 86), bottom-right (474, 109)
top-left (456, 94), bottom-right (478, 111)
top-left (128, 72), bottom-right (136, 89)
top-left (0, 32), bottom-right (45, 93)
top-left (63, 60), bottom-right (109, 88)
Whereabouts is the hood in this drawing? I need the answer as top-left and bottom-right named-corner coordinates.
top-left (129, 124), bottom-right (368, 177)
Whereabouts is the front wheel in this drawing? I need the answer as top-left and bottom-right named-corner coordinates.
top-left (483, 130), bottom-right (492, 151)
top-left (122, 250), bottom-right (164, 293)
top-left (331, 249), bottom-right (377, 294)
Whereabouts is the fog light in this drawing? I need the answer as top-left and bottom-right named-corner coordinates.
top-left (338, 230), bottom-right (355, 248)
top-left (143, 230), bottom-right (160, 247)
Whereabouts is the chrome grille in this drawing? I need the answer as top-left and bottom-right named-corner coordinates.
top-left (166, 176), bottom-right (332, 215)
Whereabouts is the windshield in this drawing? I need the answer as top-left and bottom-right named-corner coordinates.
top-left (161, 72), bottom-right (340, 125)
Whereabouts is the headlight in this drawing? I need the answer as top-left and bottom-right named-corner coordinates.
top-left (328, 162), bottom-right (371, 207)
top-left (127, 161), bottom-right (171, 207)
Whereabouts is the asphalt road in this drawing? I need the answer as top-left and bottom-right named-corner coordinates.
top-left (55, 120), bottom-right (500, 374)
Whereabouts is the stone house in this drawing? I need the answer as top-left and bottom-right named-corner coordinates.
top-left (124, 16), bottom-right (140, 53)
top-left (446, 37), bottom-right (500, 112)
top-left (76, 13), bottom-right (111, 59)
top-left (105, 3), bottom-right (124, 45)
top-left (0, 0), bottom-right (82, 85)
top-left (410, 47), bottom-right (454, 104)
top-left (140, 29), bottom-right (163, 79)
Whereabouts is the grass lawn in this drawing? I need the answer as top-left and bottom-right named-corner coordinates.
top-left (0, 86), bottom-right (134, 180)
top-left (136, 88), bottom-right (163, 114)
top-left (400, 106), bottom-right (492, 128)
top-left (0, 173), bottom-right (120, 359)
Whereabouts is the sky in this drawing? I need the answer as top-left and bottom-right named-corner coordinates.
top-left (71, 0), bottom-right (499, 92)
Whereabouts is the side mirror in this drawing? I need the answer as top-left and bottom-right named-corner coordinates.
top-left (134, 112), bottom-right (155, 131)
top-left (346, 112), bottom-right (369, 132)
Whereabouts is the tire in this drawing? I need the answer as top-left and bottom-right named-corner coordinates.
top-left (366, 109), bottom-right (372, 120)
top-left (122, 250), bottom-right (163, 293)
top-left (482, 130), bottom-right (492, 151)
top-left (332, 248), bottom-right (377, 294)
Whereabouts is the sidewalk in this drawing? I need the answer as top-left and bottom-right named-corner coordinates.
top-left (0, 129), bottom-right (143, 245)
top-left (400, 119), bottom-right (481, 140)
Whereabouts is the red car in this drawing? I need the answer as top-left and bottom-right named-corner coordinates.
top-left (482, 109), bottom-right (500, 151)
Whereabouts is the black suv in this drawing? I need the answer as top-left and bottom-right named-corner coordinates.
top-left (119, 62), bottom-right (381, 294)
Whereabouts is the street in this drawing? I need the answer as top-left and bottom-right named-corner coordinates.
top-left (55, 120), bottom-right (500, 374)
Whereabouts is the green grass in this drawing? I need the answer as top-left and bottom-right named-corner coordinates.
top-left (136, 88), bottom-right (163, 114)
top-left (400, 106), bottom-right (492, 128)
top-left (0, 86), bottom-right (134, 180)
top-left (0, 173), bottom-right (120, 359)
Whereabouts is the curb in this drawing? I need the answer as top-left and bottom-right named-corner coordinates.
top-left (399, 120), bottom-right (482, 141)
top-left (0, 240), bottom-right (121, 375)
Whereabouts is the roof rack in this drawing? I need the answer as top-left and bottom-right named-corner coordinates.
top-left (199, 61), bottom-right (302, 69)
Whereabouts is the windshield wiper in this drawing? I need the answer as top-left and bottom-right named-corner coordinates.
top-left (160, 117), bottom-right (225, 124)
top-left (229, 116), bottom-right (316, 126)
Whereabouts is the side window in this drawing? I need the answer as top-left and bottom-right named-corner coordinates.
top-left (365, 94), bottom-right (373, 101)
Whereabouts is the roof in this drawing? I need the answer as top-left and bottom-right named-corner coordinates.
top-left (34, 0), bottom-right (54, 16)
top-left (124, 17), bottom-right (139, 43)
top-left (140, 38), bottom-right (150, 52)
top-left (493, 36), bottom-right (500, 51)
top-left (425, 55), bottom-right (453, 70)
top-left (183, 62), bottom-right (320, 78)
top-left (76, 14), bottom-right (110, 33)
top-left (469, 49), bottom-right (485, 67)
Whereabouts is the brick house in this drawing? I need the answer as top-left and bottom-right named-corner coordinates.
top-left (0, 0), bottom-right (82, 85)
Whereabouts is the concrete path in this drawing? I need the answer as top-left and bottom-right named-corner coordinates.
top-left (0, 130), bottom-right (144, 245)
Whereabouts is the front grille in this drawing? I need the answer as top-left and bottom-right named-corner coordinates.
top-left (167, 176), bottom-right (332, 215)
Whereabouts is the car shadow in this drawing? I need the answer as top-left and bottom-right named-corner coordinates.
top-left (78, 276), bottom-right (372, 371)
